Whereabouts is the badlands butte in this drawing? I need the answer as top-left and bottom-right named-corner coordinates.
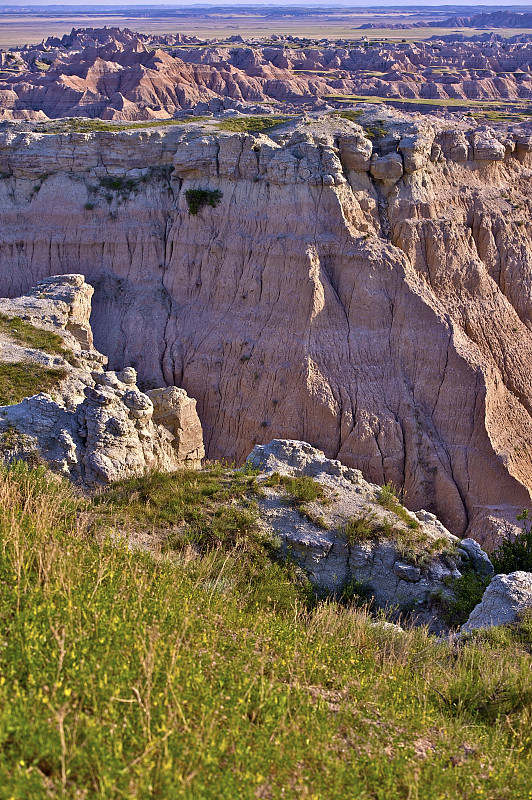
top-left (2, 103), bottom-right (532, 553)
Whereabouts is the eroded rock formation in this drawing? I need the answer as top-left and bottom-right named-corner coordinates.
top-left (1, 113), bottom-right (532, 547)
top-left (0, 274), bottom-right (204, 484)
top-left (462, 571), bottom-right (532, 632)
top-left (247, 439), bottom-right (494, 633)
top-left (5, 26), bottom-right (532, 120)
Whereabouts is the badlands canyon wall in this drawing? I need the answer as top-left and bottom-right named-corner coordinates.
top-left (1, 112), bottom-right (532, 547)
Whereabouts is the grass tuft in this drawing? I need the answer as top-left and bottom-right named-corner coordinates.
top-left (336, 109), bottom-right (364, 123)
top-left (363, 118), bottom-right (388, 142)
top-left (263, 472), bottom-right (326, 505)
top-left (216, 115), bottom-right (291, 133)
top-left (344, 511), bottom-right (380, 543)
top-left (376, 482), bottom-right (420, 529)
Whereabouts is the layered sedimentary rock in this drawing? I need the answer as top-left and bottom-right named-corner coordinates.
top-left (0, 274), bottom-right (204, 484)
top-left (1, 113), bottom-right (532, 547)
top-left (5, 26), bottom-right (532, 120)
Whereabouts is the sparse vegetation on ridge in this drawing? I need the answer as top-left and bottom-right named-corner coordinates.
top-left (0, 312), bottom-right (73, 360)
top-left (34, 117), bottom-right (208, 134)
top-left (216, 115), bottom-right (291, 133)
top-left (0, 362), bottom-right (67, 405)
top-left (0, 461), bottom-right (532, 798)
top-left (335, 108), bottom-right (364, 123)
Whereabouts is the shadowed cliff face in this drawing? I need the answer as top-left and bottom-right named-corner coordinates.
top-left (1, 113), bottom-right (532, 547)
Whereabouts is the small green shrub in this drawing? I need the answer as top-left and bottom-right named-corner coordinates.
top-left (492, 510), bottom-right (532, 573)
top-left (363, 119), bottom-right (388, 142)
top-left (434, 568), bottom-right (491, 628)
top-left (84, 201), bottom-right (95, 210)
top-left (281, 475), bottom-right (325, 505)
top-left (376, 482), bottom-right (420, 529)
top-left (99, 175), bottom-right (138, 193)
top-left (185, 188), bottom-right (223, 215)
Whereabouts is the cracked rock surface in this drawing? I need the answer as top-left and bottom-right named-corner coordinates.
top-left (0, 274), bottom-right (204, 485)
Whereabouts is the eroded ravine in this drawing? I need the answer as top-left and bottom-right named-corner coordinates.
top-left (1, 112), bottom-right (532, 549)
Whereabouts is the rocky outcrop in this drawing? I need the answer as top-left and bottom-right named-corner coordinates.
top-left (248, 440), bottom-right (493, 633)
top-left (146, 386), bottom-right (204, 468)
top-left (0, 275), bottom-right (204, 485)
top-left (0, 272), bottom-right (94, 354)
top-left (462, 571), bottom-right (532, 633)
top-left (1, 114), bottom-right (532, 550)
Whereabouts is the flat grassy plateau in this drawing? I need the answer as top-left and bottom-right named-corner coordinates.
top-left (0, 462), bottom-right (530, 799)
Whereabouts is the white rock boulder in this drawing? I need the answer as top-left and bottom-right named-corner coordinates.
top-left (462, 571), bottom-right (532, 633)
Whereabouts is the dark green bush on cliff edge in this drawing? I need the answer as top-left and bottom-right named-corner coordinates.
top-left (185, 188), bottom-right (223, 215)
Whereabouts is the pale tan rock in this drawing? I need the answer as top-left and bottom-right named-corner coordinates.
top-left (0, 273), bottom-right (94, 352)
top-left (173, 135), bottom-right (219, 179)
top-left (399, 134), bottom-right (432, 173)
top-left (338, 131), bottom-right (373, 172)
top-left (471, 131), bottom-right (506, 161)
top-left (146, 386), bottom-right (205, 468)
top-left (370, 152), bottom-right (404, 183)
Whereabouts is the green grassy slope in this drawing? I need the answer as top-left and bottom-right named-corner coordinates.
top-left (0, 463), bottom-right (531, 799)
